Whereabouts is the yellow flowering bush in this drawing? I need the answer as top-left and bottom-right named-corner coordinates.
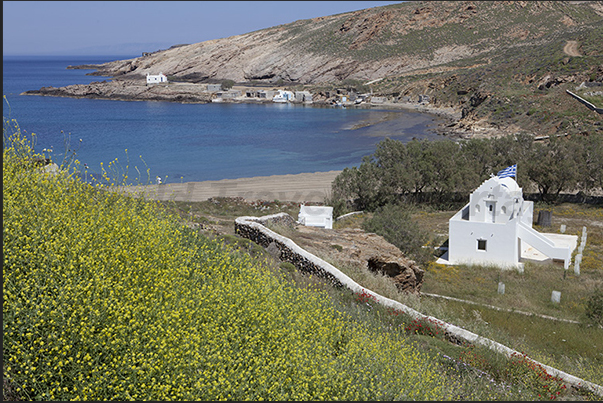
top-left (4, 128), bottom-right (449, 400)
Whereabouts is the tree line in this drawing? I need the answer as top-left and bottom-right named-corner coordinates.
top-left (330, 133), bottom-right (603, 213)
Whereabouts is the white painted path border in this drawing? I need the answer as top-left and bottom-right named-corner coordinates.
top-left (422, 293), bottom-right (584, 325)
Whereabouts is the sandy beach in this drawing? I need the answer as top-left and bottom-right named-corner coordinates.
top-left (119, 170), bottom-right (342, 203)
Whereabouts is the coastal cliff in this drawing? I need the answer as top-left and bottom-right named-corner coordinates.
top-left (23, 0), bottom-right (603, 138)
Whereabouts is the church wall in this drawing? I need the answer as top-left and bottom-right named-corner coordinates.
top-left (448, 220), bottom-right (519, 268)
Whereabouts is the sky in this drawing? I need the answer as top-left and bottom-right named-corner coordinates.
top-left (3, 1), bottom-right (404, 56)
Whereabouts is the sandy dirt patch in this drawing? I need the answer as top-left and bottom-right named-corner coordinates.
top-left (118, 170), bottom-right (342, 203)
top-left (563, 40), bottom-right (581, 57)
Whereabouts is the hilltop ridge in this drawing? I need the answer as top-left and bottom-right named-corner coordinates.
top-left (23, 0), bottom-right (603, 138)
top-left (69, 1), bottom-right (603, 84)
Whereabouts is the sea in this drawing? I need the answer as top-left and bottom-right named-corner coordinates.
top-left (3, 55), bottom-right (445, 184)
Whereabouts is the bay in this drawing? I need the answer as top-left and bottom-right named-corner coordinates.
top-left (3, 55), bottom-right (445, 183)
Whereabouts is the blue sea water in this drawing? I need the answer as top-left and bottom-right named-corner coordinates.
top-left (3, 55), bottom-right (445, 183)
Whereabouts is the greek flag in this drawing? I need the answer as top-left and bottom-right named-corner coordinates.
top-left (497, 164), bottom-right (517, 178)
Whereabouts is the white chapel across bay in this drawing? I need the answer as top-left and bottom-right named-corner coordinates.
top-left (438, 165), bottom-right (577, 270)
top-left (146, 73), bottom-right (168, 84)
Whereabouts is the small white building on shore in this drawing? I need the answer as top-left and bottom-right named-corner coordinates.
top-left (273, 90), bottom-right (295, 103)
top-left (146, 73), bottom-right (168, 84)
top-left (438, 175), bottom-right (577, 270)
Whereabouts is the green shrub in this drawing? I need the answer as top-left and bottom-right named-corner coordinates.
top-left (329, 197), bottom-right (350, 220)
top-left (362, 203), bottom-right (430, 264)
top-left (279, 261), bottom-right (297, 272)
top-left (585, 288), bottom-right (603, 327)
top-left (221, 79), bottom-right (235, 90)
top-left (330, 244), bottom-right (344, 252)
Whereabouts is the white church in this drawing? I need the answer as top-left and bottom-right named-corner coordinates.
top-left (146, 73), bottom-right (168, 84)
top-left (438, 167), bottom-right (577, 270)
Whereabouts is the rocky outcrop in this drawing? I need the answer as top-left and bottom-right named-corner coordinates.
top-left (367, 256), bottom-right (424, 294)
top-left (23, 80), bottom-right (213, 103)
top-left (293, 226), bottom-right (424, 294)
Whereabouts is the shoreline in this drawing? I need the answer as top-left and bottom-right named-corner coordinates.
top-left (23, 86), bottom-right (461, 119)
top-left (117, 170), bottom-right (342, 203)
top-left (23, 81), bottom-right (467, 136)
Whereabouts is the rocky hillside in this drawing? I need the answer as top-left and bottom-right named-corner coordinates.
top-left (78, 1), bottom-right (602, 84)
top-left (25, 1), bottom-right (603, 138)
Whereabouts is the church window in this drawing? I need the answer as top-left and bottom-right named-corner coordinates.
top-left (477, 239), bottom-right (487, 251)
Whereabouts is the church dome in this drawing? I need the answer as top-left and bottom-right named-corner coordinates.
top-left (471, 176), bottom-right (522, 201)
top-left (497, 176), bottom-right (520, 192)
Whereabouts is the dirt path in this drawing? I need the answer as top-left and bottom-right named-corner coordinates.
top-left (563, 40), bottom-right (581, 57)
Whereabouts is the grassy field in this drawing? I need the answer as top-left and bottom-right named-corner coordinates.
top-left (364, 201), bottom-right (603, 392)
top-left (189, 196), bottom-right (603, 399)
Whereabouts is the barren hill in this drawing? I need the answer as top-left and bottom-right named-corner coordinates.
top-left (25, 1), bottom-right (603, 138)
top-left (76, 1), bottom-right (603, 85)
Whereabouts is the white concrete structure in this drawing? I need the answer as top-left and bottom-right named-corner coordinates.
top-left (439, 176), bottom-right (577, 270)
top-left (298, 205), bottom-right (333, 229)
top-left (273, 90), bottom-right (295, 103)
top-left (295, 91), bottom-right (313, 103)
top-left (146, 73), bottom-right (168, 84)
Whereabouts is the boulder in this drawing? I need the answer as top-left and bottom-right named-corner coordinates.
top-left (367, 256), bottom-right (424, 294)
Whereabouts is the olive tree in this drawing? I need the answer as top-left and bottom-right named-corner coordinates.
top-left (577, 134), bottom-right (603, 193)
top-left (372, 138), bottom-right (418, 197)
top-left (362, 203), bottom-right (430, 264)
top-left (330, 156), bottom-right (386, 211)
top-left (525, 136), bottom-right (580, 200)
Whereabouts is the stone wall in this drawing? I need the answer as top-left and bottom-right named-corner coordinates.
top-left (234, 213), bottom-right (343, 287)
top-left (233, 212), bottom-right (603, 397)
